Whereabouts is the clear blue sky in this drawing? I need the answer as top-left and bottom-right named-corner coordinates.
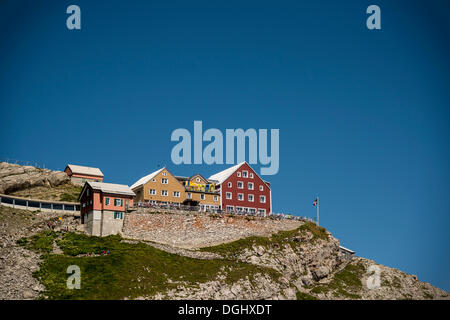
top-left (1, 0), bottom-right (449, 291)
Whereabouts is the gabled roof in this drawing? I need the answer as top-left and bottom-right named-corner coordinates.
top-left (189, 173), bottom-right (209, 183)
top-left (208, 161), bottom-right (271, 189)
top-left (130, 168), bottom-right (164, 190)
top-left (66, 164), bottom-right (103, 177)
top-left (78, 181), bottom-right (135, 200)
top-left (208, 162), bottom-right (245, 184)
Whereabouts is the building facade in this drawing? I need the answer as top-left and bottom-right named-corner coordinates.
top-left (209, 162), bottom-right (271, 215)
top-left (131, 167), bottom-right (186, 205)
top-left (65, 164), bottom-right (104, 185)
top-left (78, 181), bottom-right (134, 236)
top-left (176, 174), bottom-right (221, 211)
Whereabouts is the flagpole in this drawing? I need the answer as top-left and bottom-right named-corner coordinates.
top-left (317, 196), bottom-right (319, 226)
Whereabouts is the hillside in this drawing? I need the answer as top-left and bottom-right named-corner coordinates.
top-left (0, 162), bottom-right (448, 300)
top-left (1, 205), bottom-right (448, 300)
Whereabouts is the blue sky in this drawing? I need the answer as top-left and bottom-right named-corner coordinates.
top-left (1, 1), bottom-right (449, 291)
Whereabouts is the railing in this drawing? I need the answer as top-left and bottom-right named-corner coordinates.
top-left (132, 202), bottom-right (313, 222)
top-left (0, 193), bottom-right (80, 213)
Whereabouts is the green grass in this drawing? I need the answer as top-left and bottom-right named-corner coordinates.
top-left (309, 263), bottom-right (364, 299)
top-left (18, 230), bottom-right (59, 254)
top-left (30, 232), bottom-right (284, 300)
top-left (296, 291), bottom-right (318, 300)
top-left (299, 222), bottom-right (328, 241)
top-left (200, 222), bottom-right (328, 257)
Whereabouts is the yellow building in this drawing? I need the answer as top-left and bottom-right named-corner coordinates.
top-left (176, 174), bottom-right (221, 211)
top-left (131, 167), bottom-right (186, 205)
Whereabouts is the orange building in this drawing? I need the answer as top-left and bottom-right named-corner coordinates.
top-left (78, 181), bottom-right (134, 236)
top-left (131, 167), bottom-right (186, 205)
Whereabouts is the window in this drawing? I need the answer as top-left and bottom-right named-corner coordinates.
top-left (249, 208), bottom-right (256, 213)
top-left (187, 192), bottom-right (192, 199)
top-left (242, 171), bottom-right (248, 178)
top-left (161, 190), bottom-right (168, 196)
top-left (114, 199), bottom-right (123, 206)
top-left (196, 178), bottom-right (201, 182)
top-left (236, 207), bottom-right (243, 213)
top-left (226, 192), bottom-right (232, 199)
top-left (114, 212), bottom-right (123, 219)
top-left (226, 206), bottom-right (234, 211)
top-left (87, 189), bottom-right (90, 196)
top-left (150, 200), bottom-right (157, 205)
top-left (152, 178), bottom-right (156, 182)
top-left (258, 209), bottom-right (266, 214)
top-left (105, 197), bottom-right (110, 205)
top-left (237, 172), bottom-right (241, 177)
top-left (259, 185), bottom-right (264, 191)
top-left (237, 181), bottom-right (243, 189)
top-left (250, 173), bottom-right (254, 178)
top-left (248, 182), bottom-right (254, 190)
top-left (173, 191), bottom-right (180, 197)
top-left (238, 193), bottom-right (244, 201)
top-left (248, 194), bottom-right (254, 202)
top-left (149, 189), bottom-right (156, 195)
top-left (161, 178), bottom-right (168, 184)
top-left (228, 182), bottom-right (232, 188)
top-left (162, 172), bottom-right (167, 176)
top-left (260, 195), bottom-right (266, 203)
top-left (200, 194), bottom-right (205, 200)
top-left (213, 195), bottom-right (218, 202)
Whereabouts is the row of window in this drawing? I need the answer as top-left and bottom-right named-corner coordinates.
top-left (225, 205), bottom-right (266, 214)
top-left (81, 198), bottom-right (124, 208)
top-left (149, 189), bottom-right (219, 202)
top-left (225, 192), bottom-right (266, 203)
top-left (228, 181), bottom-right (263, 191)
top-left (236, 170), bottom-right (253, 179)
top-left (186, 193), bottom-right (219, 202)
top-left (149, 189), bottom-right (181, 197)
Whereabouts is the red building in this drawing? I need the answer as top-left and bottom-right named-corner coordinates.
top-left (209, 162), bottom-right (271, 216)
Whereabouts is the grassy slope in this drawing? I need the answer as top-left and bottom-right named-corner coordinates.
top-left (20, 232), bottom-right (283, 300)
top-left (9, 183), bottom-right (82, 202)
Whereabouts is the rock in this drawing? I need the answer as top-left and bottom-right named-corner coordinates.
top-left (22, 290), bottom-right (34, 299)
top-left (311, 266), bottom-right (330, 281)
top-left (0, 162), bottom-right (69, 194)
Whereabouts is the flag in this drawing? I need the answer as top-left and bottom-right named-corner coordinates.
top-left (313, 198), bottom-right (318, 206)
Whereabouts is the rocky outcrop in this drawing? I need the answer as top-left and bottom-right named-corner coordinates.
top-left (0, 206), bottom-right (80, 300)
top-left (0, 162), bottom-right (69, 194)
top-left (150, 273), bottom-right (296, 300)
top-left (235, 230), bottom-right (343, 288)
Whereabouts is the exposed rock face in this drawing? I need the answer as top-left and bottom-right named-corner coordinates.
top-left (150, 273), bottom-right (296, 300)
top-left (235, 231), bottom-right (343, 288)
top-left (122, 209), bottom-right (301, 249)
top-left (0, 162), bottom-right (69, 195)
top-left (0, 206), bottom-right (80, 300)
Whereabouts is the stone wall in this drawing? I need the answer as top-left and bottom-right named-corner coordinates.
top-left (122, 208), bottom-right (302, 249)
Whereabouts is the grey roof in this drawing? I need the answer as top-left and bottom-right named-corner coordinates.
top-left (87, 181), bottom-right (135, 196)
top-left (339, 246), bottom-right (355, 254)
top-left (67, 164), bottom-right (104, 177)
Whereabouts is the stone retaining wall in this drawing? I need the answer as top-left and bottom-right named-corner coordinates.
top-left (122, 208), bottom-right (302, 249)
